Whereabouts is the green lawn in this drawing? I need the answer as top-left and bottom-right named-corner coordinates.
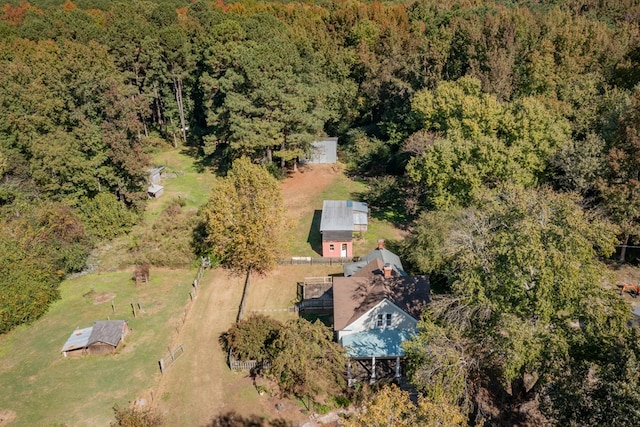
top-left (145, 148), bottom-right (217, 221)
top-left (0, 153), bottom-right (405, 426)
top-left (0, 268), bottom-right (196, 426)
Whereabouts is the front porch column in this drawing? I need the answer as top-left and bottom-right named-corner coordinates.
top-left (370, 356), bottom-right (376, 384)
top-left (395, 356), bottom-right (401, 379)
top-left (347, 361), bottom-right (353, 387)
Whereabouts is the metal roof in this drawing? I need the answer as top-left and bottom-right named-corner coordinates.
top-left (320, 200), bottom-right (368, 232)
top-left (320, 200), bottom-right (354, 231)
top-left (344, 247), bottom-right (406, 277)
top-left (147, 184), bottom-right (164, 194)
top-left (61, 327), bottom-right (93, 352)
top-left (350, 201), bottom-right (368, 213)
top-left (341, 329), bottom-right (414, 358)
top-left (304, 138), bottom-right (338, 164)
top-left (147, 166), bottom-right (166, 175)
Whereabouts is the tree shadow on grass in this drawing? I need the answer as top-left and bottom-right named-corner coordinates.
top-left (307, 210), bottom-right (323, 256)
top-left (353, 176), bottom-right (415, 230)
top-left (204, 411), bottom-right (294, 427)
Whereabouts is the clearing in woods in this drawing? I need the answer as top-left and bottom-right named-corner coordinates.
top-left (154, 164), bottom-right (361, 425)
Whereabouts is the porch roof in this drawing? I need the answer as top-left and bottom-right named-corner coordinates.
top-left (340, 329), bottom-right (414, 358)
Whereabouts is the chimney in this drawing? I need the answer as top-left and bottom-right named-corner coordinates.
top-left (377, 239), bottom-right (385, 250)
top-left (383, 263), bottom-right (392, 279)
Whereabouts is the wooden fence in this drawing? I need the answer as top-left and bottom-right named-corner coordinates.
top-left (159, 344), bottom-right (184, 374)
top-left (190, 256), bottom-right (210, 300)
top-left (279, 256), bottom-right (355, 266)
top-left (157, 257), bottom-right (209, 374)
top-left (229, 359), bottom-right (272, 372)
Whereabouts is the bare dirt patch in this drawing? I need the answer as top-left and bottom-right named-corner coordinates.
top-left (281, 163), bottom-right (343, 221)
top-left (93, 292), bottom-right (116, 304)
top-left (0, 410), bottom-right (16, 426)
top-left (609, 262), bottom-right (640, 310)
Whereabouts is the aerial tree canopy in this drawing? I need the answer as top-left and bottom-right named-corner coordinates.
top-left (199, 156), bottom-right (287, 274)
top-left (402, 185), bottom-right (637, 424)
top-left (344, 384), bottom-right (468, 427)
top-left (266, 319), bottom-right (346, 404)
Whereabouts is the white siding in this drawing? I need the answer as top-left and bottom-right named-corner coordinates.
top-left (337, 299), bottom-right (417, 342)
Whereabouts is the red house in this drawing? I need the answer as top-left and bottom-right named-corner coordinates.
top-left (319, 200), bottom-right (368, 258)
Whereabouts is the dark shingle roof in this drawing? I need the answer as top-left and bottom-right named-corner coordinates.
top-left (322, 230), bottom-right (353, 242)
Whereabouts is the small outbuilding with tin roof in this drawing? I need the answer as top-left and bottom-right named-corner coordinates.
top-left (61, 320), bottom-right (129, 357)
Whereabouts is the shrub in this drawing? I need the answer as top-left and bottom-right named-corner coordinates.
top-left (128, 201), bottom-right (199, 268)
top-left (111, 405), bottom-right (164, 427)
top-left (78, 193), bottom-right (139, 240)
top-left (221, 314), bottom-right (283, 361)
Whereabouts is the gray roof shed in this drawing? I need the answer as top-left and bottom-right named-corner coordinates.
top-left (89, 320), bottom-right (127, 346)
top-left (305, 138), bottom-right (338, 164)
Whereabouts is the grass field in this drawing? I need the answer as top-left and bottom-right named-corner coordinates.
top-left (244, 265), bottom-right (344, 323)
top-left (145, 148), bottom-right (215, 215)
top-left (0, 269), bottom-right (194, 426)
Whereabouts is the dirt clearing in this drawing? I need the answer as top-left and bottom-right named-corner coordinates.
top-left (281, 163), bottom-right (344, 221)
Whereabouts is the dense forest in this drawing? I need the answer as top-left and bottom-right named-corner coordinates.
top-left (2, 0), bottom-right (640, 424)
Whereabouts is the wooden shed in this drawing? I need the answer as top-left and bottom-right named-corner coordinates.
top-left (61, 320), bottom-right (129, 357)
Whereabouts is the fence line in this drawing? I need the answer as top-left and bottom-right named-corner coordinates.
top-left (303, 276), bottom-right (333, 285)
top-left (251, 307), bottom-right (297, 313)
top-left (158, 257), bottom-right (210, 374)
top-left (159, 344), bottom-right (184, 374)
top-left (229, 357), bottom-right (272, 372)
top-left (279, 256), bottom-right (355, 265)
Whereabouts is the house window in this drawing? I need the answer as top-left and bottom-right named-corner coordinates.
top-left (329, 244), bottom-right (335, 251)
top-left (377, 313), bottom-right (392, 328)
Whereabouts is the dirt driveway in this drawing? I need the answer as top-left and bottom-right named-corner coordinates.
top-left (153, 165), bottom-right (346, 425)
